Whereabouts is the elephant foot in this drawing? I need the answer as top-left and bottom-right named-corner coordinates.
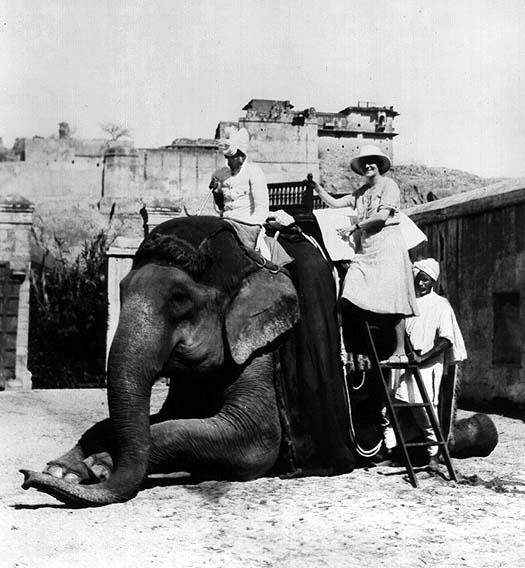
top-left (43, 451), bottom-right (114, 484)
top-left (20, 452), bottom-right (115, 505)
top-left (20, 469), bottom-right (101, 507)
top-left (20, 456), bottom-right (123, 508)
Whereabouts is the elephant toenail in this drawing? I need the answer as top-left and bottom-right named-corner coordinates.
top-left (45, 465), bottom-right (65, 478)
top-left (83, 455), bottom-right (96, 468)
top-left (90, 464), bottom-right (111, 480)
top-left (63, 472), bottom-right (82, 484)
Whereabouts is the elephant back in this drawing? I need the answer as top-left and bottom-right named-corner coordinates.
top-left (134, 216), bottom-right (259, 296)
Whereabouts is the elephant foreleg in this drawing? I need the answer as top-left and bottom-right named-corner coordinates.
top-left (147, 353), bottom-right (282, 480)
top-left (147, 414), bottom-right (280, 481)
top-left (27, 353), bottom-right (282, 488)
top-left (43, 411), bottom-right (281, 485)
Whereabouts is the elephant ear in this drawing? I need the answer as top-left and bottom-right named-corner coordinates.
top-left (225, 269), bottom-right (299, 365)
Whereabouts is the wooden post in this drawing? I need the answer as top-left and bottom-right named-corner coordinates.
top-left (304, 173), bottom-right (314, 214)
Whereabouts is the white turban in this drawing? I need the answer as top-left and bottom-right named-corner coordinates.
top-left (219, 127), bottom-right (250, 157)
top-left (413, 258), bottom-right (440, 281)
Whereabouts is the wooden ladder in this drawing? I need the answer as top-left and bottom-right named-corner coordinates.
top-left (364, 320), bottom-right (457, 487)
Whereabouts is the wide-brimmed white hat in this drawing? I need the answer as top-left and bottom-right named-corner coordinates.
top-left (350, 145), bottom-right (391, 175)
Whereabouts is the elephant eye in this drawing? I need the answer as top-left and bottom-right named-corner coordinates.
top-left (169, 292), bottom-right (192, 319)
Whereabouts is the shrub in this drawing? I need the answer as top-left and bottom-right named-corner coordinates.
top-left (28, 229), bottom-right (109, 388)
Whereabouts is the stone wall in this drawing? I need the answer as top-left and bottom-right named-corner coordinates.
top-left (142, 146), bottom-right (223, 211)
top-left (0, 161), bottom-right (103, 203)
top-left (24, 136), bottom-right (111, 163)
top-left (407, 182), bottom-right (525, 410)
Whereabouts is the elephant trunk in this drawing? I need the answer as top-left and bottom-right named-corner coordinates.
top-left (52, 299), bottom-right (166, 506)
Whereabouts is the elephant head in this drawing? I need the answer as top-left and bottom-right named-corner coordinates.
top-left (23, 217), bottom-right (299, 506)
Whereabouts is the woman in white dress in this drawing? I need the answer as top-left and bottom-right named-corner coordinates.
top-left (312, 145), bottom-right (418, 363)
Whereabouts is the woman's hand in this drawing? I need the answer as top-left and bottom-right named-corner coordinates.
top-left (336, 224), bottom-right (358, 239)
top-left (311, 180), bottom-right (322, 194)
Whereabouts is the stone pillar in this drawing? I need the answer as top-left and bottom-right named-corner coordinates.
top-left (102, 145), bottom-right (142, 200)
top-left (0, 195), bottom-right (34, 390)
top-left (105, 237), bottom-right (141, 365)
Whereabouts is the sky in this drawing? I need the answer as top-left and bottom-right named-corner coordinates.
top-left (1, 0), bottom-right (525, 177)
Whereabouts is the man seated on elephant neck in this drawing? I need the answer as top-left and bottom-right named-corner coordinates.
top-left (210, 128), bottom-right (269, 227)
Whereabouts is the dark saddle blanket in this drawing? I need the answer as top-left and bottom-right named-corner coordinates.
top-left (275, 230), bottom-right (356, 476)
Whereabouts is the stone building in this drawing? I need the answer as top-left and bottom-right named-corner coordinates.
top-left (216, 99), bottom-right (398, 191)
top-left (99, 98), bottom-right (398, 213)
top-left (216, 99), bottom-right (320, 183)
top-left (312, 101), bottom-right (398, 193)
top-left (1, 100), bottom-right (399, 209)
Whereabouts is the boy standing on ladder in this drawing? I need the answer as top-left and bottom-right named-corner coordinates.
top-left (384, 258), bottom-right (467, 471)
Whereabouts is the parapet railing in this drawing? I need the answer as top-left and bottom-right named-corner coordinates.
top-left (267, 179), bottom-right (329, 216)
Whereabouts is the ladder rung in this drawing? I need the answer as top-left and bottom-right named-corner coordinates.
top-left (379, 362), bottom-right (418, 369)
top-left (391, 402), bottom-right (432, 409)
top-left (405, 441), bottom-right (447, 448)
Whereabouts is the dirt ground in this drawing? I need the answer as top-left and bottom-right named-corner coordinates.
top-left (1, 387), bottom-right (524, 568)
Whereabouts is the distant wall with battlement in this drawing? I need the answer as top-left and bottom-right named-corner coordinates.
top-left (24, 137), bottom-right (109, 165)
top-left (1, 100), bottom-right (398, 209)
top-left (0, 161), bottom-right (103, 203)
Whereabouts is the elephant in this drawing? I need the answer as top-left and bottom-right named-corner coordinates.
top-left (21, 215), bottom-right (498, 507)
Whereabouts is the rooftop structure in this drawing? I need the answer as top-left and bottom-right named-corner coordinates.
top-left (242, 99), bottom-right (295, 120)
top-left (313, 101), bottom-right (398, 137)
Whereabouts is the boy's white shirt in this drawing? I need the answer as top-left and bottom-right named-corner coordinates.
top-left (396, 291), bottom-right (467, 405)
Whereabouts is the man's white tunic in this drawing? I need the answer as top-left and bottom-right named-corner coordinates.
top-left (213, 161), bottom-right (269, 225)
top-left (396, 291), bottom-right (467, 405)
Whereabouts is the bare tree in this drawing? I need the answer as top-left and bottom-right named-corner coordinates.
top-left (100, 122), bottom-right (132, 142)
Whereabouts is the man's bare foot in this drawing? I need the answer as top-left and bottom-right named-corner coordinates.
top-left (428, 455), bottom-right (440, 472)
top-left (380, 353), bottom-right (408, 365)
